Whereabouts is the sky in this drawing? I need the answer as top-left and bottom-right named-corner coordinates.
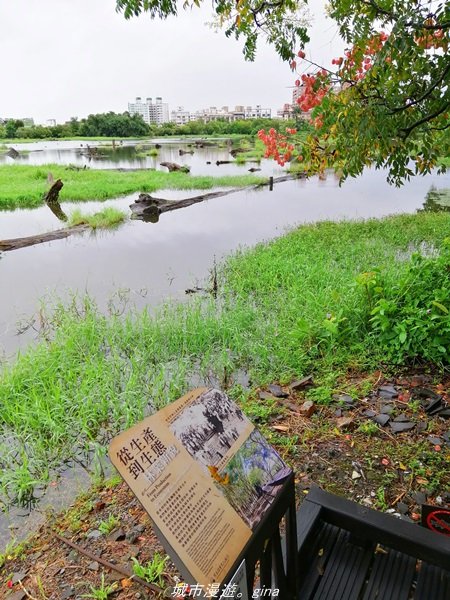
top-left (0, 0), bottom-right (344, 124)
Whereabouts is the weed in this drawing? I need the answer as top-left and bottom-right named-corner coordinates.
top-left (98, 514), bottom-right (120, 535)
top-left (306, 385), bottom-right (334, 405)
top-left (0, 538), bottom-right (27, 568)
top-left (374, 486), bottom-right (388, 511)
top-left (82, 574), bottom-right (118, 599)
top-left (356, 421), bottom-right (379, 436)
top-left (131, 552), bottom-right (168, 586)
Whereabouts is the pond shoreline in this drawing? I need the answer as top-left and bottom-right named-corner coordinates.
top-left (0, 211), bottom-right (448, 551)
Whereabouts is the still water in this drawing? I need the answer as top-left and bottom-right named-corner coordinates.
top-left (0, 138), bottom-right (284, 177)
top-left (1, 144), bottom-right (449, 359)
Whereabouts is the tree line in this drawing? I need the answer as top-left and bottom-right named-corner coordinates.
top-left (0, 112), bottom-right (301, 140)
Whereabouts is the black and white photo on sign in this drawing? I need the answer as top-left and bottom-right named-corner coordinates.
top-left (169, 388), bottom-right (248, 468)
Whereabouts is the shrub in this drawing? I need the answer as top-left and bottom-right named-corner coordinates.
top-left (367, 238), bottom-right (450, 365)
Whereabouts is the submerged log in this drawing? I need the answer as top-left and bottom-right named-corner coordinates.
top-left (179, 149), bottom-right (194, 156)
top-left (0, 225), bottom-right (89, 252)
top-left (194, 140), bottom-right (217, 148)
top-left (6, 147), bottom-right (19, 159)
top-left (216, 160), bottom-right (233, 165)
top-left (160, 161), bottom-right (190, 173)
top-left (130, 174), bottom-right (302, 222)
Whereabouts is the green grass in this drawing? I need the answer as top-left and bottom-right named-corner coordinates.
top-left (68, 207), bottom-right (127, 229)
top-left (0, 213), bottom-right (448, 504)
top-left (0, 164), bottom-right (266, 210)
top-left (234, 139), bottom-right (266, 163)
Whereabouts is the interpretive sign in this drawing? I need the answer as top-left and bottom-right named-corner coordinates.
top-left (109, 388), bottom-right (292, 589)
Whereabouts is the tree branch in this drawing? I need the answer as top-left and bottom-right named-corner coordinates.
top-left (400, 101), bottom-right (450, 138)
top-left (389, 62), bottom-right (450, 114)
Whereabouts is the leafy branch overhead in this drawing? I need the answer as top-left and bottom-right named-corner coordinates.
top-left (116, 0), bottom-right (450, 184)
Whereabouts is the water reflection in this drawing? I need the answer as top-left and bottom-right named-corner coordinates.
top-left (419, 186), bottom-right (450, 212)
top-left (0, 168), bottom-right (449, 363)
top-left (0, 138), bottom-right (283, 177)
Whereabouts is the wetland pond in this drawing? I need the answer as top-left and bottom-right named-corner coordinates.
top-left (0, 138), bottom-right (449, 546)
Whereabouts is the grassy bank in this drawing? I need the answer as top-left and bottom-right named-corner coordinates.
top-left (0, 164), bottom-right (266, 210)
top-left (0, 212), bottom-right (449, 505)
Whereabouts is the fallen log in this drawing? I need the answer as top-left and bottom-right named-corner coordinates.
top-left (179, 149), bottom-right (194, 155)
top-left (0, 225), bottom-right (90, 252)
top-left (160, 161), bottom-right (190, 173)
top-left (130, 174), bottom-right (303, 222)
top-left (6, 147), bottom-right (19, 159)
top-left (194, 140), bottom-right (217, 148)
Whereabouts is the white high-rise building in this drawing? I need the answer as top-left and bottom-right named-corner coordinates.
top-left (128, 96), bottom-right (170, 125)
top-left (170, 106), bottom-right (191, 125)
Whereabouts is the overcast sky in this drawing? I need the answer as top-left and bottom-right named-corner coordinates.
top-left (0, 0), bottom-right (344, 123)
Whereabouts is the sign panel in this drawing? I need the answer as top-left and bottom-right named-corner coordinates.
top-left (109, 388), bottom-right (292, 588)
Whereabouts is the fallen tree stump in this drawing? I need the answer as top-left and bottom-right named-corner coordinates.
top-left (160, 161), bottom-right (190, 173)
top-left (44, 178), bottom-right (67, 221)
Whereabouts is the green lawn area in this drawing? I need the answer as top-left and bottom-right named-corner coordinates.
top-left (0, 164), bottom-right (266, 210)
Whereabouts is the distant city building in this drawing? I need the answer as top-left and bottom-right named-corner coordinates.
top-left (244, 105), bottom-right (271, 119)
top-left (170, 106), bottom-right (191, 125)
top-left (46, 119), bottom-right (56, 127)
top-left (190, 104), bottom-right (271, 123)
top-left (292, 86), bottom-right (311, 120)
top-left (277, 103), bottom-right (295, 120)
top-left (128, 96), bottom-right (170, 125)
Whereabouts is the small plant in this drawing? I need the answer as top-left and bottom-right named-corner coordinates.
top-left (306, 385), bottom-right (333, 405)
top-left (98, 514), bottom-right (120, 535)
top-left (356, 421), bottom-right (379, 436)
top-left (0, 538), bottom-right (25, 568)
top-left (131, 552), bottom-right (169, 587)
top-left (82, 574), bottom-right (118, 599)
top-left (374, 486), bottom-right (388, 511)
